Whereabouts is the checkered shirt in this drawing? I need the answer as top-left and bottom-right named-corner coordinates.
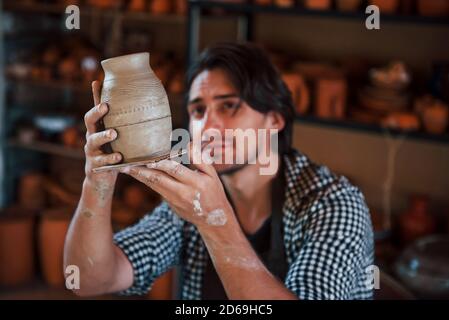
top-left (113, 149), bottom-right (374, 300)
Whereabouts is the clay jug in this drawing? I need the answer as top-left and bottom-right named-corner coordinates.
top-left (38, 208), bottom-right (72, 288)
top-left (100, 53), bottom-right (172, 163)
top-left (398, 195), bottom-right (436, 246)
top-left (0, 208), bottom-right (35, 286)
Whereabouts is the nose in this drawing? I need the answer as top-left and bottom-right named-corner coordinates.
top-left (202, 108), bottom-right (225, 133)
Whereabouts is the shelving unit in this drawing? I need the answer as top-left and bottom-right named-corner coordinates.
top-left (186, 0), bottom-right (449, 145)
top-left (0, 1), bottom-right (188, 207)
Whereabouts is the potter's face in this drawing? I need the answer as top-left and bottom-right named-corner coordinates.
top-left (188, 68), bottom-right (281, 174)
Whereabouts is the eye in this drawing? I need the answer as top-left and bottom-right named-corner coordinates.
top-left (222, 100), bottom-right (241, 115)
top-left (188, 105), bottom-right (206, 119)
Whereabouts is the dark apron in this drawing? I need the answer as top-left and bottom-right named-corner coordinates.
top-left (201, 162), bottom-right (289, 299)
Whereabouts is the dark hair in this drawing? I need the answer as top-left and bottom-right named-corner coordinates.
top-left (186, 42), bottom-right (295, 155)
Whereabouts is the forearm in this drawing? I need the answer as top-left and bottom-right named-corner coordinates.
top-left (63, 177), bottom-right (120, 295)
top-left (198, 212), bottom-right (298, 300)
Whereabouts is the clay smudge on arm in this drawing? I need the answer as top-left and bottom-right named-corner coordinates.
top-left (94, 180), bottom-right (112, 207)
top-left (82, 209), bottom-right (94, 218)
top-left (193, 191), bottom-right (203, 216)
top-left (206, 209), bottom-right (227, 226)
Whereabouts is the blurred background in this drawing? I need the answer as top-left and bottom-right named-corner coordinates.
top-left (0, 0), bottom-right (448, 300)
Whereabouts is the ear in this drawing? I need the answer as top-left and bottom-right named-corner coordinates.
top-left (266, 111), bottom-right (285, 132)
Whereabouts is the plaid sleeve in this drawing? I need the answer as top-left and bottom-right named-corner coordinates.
top-left (285, 178), bottom-right (374, 300)
top-left (113, 202), bottom-right (184, 295)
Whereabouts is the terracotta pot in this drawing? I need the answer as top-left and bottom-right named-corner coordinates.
top-left (148, 269), bottom-right (174, 300)
top-left (282, 72), bottom-right (310, 115)
top-left (150, 0), bottom-right (172, 15)
top-left (336, 0), bottom-right (362, 12)
top-left (369, 0), bottom-right (399, 14)
top-left (418, 0), bottom-right (449, 17)
top-left (173, 0), bottom-right (188, 15)
top-left (398, 195), bottom-right (436, 246)
top-left (18, 172), bottom-right (46, 211)
top-left (38, 208), bottom-right (73, 288)
top-left (304, 0), bottom-right (332, 10)
top-left (315, 77), bottom-right (347, 119)
top-left (274, 0), bottom-right (295, 8)
top-left (422, 101), bottom-right (449, 134)
top-left (0, 208), bottom-right (35, 286)
top-left (128, 0), bottom-right (146, 12)
top-left (100, 52), bottom-right (172, 163)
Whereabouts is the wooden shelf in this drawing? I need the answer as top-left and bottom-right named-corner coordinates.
top-left (7, 139), bottom-right (85, 160)
top-left (296, 115), bottom-right (449, 145)
top-left (191, 1), bottom-right (449, 26)
top-left (6, 77), bottom-right (91, 92)
top-left (3, 2), bottom-right (186, 24)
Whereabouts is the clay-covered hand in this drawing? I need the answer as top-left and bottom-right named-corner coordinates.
top-left (120, 149), bottom-right (233, 228)
top-left (83, 81), bottom-right (123, 194)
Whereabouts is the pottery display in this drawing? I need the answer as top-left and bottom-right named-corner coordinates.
top-left (0, 208), bottom-right (35, 286)
top-left (100, 52), bottom-right (172, 165)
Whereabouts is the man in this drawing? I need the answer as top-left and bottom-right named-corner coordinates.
top-left (64, 43), bottom-right (374, 300)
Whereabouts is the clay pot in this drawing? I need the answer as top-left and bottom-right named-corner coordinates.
top-left (315, 77), bottom-right (347, 119)
top-left (148, 269), bottom-right (174, 300)
top-left (173, 0), bottom-right (188, 15)
top-left (274, 0), bottom-right (295, 8)
top-left (422, 101), bottom-right (449, 135)
top-left (304, 0), bottom-right (332, 10)
top-left (61, 126), bottom-right (82, 148)
top-left (369, 0), bottom-right (399, 14)
top-left (381, 112), bottom-right (420, 131)
top-left (128, 0), bottom-right (146, 12)
top-left (100, 52), bottom-right (172, 163)
top-left (398, 195), bottom-right (436, 246)
top-left (0, 208), bottom-right (35, 286)
top-left (417, 0), bottom-right (449, 17)
top-left (281, 72), bottom-right (310, 115)
top-left (18, 172), bottom-right (46, 211)
top-left (336, 0), bottom-right (362, 12)
top-left (150, 0), bottom-right (172, 15)
top-left (38, 208), bottom-right (73, 288)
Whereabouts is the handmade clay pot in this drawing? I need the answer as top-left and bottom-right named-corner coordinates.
top-left (281, 72), bottom-right (310, 115)
top-left (100, 53), bottom-right (172, 163)
top-left (336, 0), bottom-right (362, 12)
top-left (369, 0), bottom-right (399, 14)
top-left (0, 208), bottom-right (35, 286)
top-left (18, 172), bottom-right (46, 211)
top-left (422, 101), bottom-right (449, 135)
top-left (304, 0), bottom-right (332, 10)
top-left (38, 208), bottom-right (73, 288)
top-left (418, 0), bottom-right (449, 17)
top-left (398, 195), bottom-right (436, 246)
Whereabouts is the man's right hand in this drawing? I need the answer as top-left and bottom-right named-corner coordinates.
top-left (83, 81), bottom-right (122, 187)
